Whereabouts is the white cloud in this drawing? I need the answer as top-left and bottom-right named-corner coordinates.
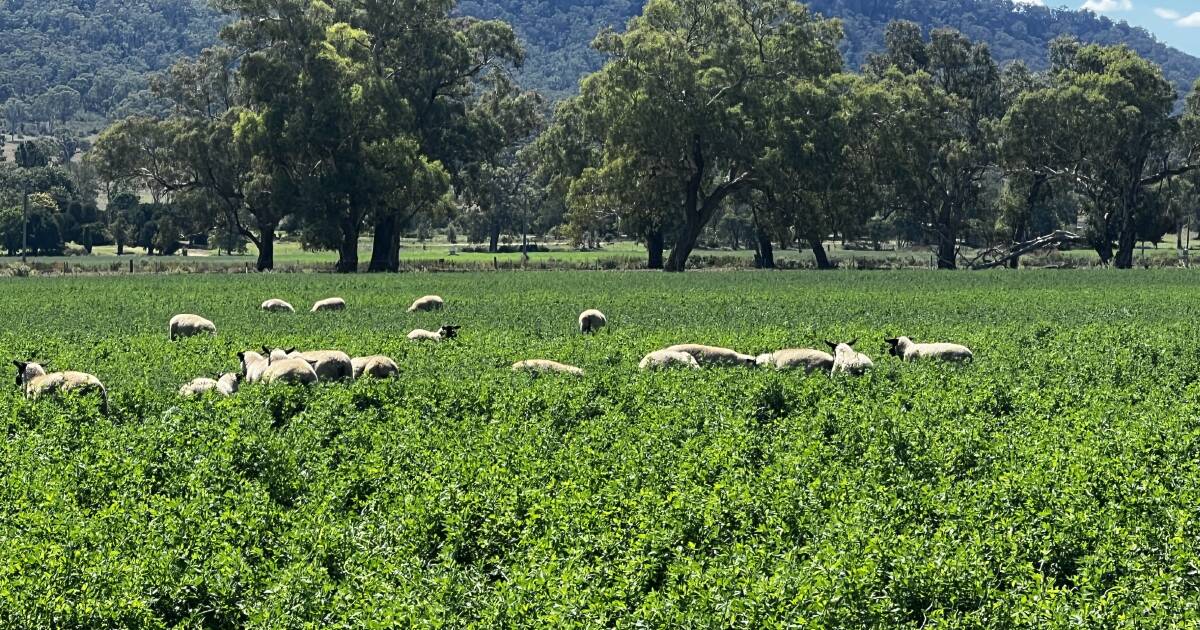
top-left (1081, 0), bottom-right (1133, 11)
top-left (1178, 12), bottom-right (1200, 26)
top-left (1013, 0), bottom-right (1045, 5)
top-left (1154, 7), bottom-right (1181, 19)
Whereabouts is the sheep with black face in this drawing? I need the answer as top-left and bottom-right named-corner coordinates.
top-left (884, 336), bottom-right (974, 363)
top-left (407, 325), bottom-right (461, 342)
top-left (13, 360), bottom-right (108, 412)
top-left (826, 339), bottom-right (874, 376)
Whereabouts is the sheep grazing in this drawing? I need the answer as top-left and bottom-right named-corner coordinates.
top-left (756, 349), bottom-right (835, 373)
top-left (169, 314), bottom-right (216, 341)
top-left (408, 295), bottom-right (445, 313)
top-left (665, 344), bottom-right (757, 367)
top-left (885, 336), bottom-right (974, 363)
top-left (638, 350), bottom-right (701, 371)
top-left (351, 355), bottom-right (399, 379)
top-left (578, 309), bottom-right (607, 334)
top-left (826, 340), bottom-right (874, 376)
top-left (262, 358), bottom-right (319, 386)
top-left (407, 325), bottom-right (461, 342)
top-left (237, 349), bottom-right (274, 383)
top-left (311, 298), bottom-right (347, 313)
top-left (261, 299), bottom-right (295, 313)
top-left (179, 373), bottom-right (241, 398)
top-left (12, 361), bottom-right (108, 413)
top-left (286, 349), bottom-right (354, 381)
top-left (512, 360), bottom-right (585, 377)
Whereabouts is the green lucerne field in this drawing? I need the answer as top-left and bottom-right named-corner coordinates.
top-left (2, 270), bottom-right (1200, 626)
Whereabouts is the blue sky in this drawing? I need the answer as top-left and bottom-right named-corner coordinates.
top-left (1041, 0), bottom-right (1200, 56)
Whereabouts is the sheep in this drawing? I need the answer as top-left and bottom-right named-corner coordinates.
top-left (262, 358), bottom-right (319, 386)
top-left (638, 350), bottom-right (701, 371)
top-left (578, 309), bottom-right (607, 334)
top-left (407, 325), bottom-right (461, 342)
top-left (311, 297), bottom-right (347, 313)
top-left (237, 349), bottom-right (273, 383)
top-left (885, 336), bottom-right (974, 363)
top-left (12, 361), bottom-right (108, 412)
top-left (755, 349), bottom-right (835, 373)
top-left (286, 349), bottom-right (354, 381)
top-left (261, 299), bottom-right (295, 313)
top-left (665, 344), bottom-right (757, 367)
top-left (179, 373), bottom-right (241, 398)
top-left (512, 360), bottom-right (584, 377)
top-left (351, 355), bottom-right (399, 379)
top-left (408, 295), bottom-right (445, 313)
top-left (826, 340), bottom-right (874, 376)
top-left (169, 314), bottom-right (216, 341)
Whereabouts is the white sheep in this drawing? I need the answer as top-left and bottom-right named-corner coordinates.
top-left (756, 349), bottom-right (835, 373)
top-left (179, 373), bottom-right (241, 398)
top-left (262, 358), bottom-right (319, 386)
top-left (885, 337), bottom-right (974, 363)
top-left (261, 299), bottom-right (295, 313)
top-left (638, 350), bottom-right (701, 371)
top-left (826, 340), bottom-right (874, 376)
top-left (12, 361), bottom-right (108, 412)
top-left (512, 360), bottom-right (584, 376)
top-left (578, 309), bottom-right (607, 334)
top-left (311, 297), bottom-right (347, 313)
top-left (237, 350), bottom-right (272, 383)
top-left (351, 355), bottom-right (399, 379)
top-left (286, 349), bottom-right (354, 381)
top-left (408, 295), bottom-right (445, 313)
top-left (407, 325), bottom-right (461, 342)
top-left (169, 314), bottom-right (216, 341)
top-left (665, 344), bottom-right (757, 367)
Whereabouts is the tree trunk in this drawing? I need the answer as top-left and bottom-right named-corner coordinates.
top-left (335, 224), bottom-right (359, 273)
top-left (488, 223), bottom-right (501, 254)
top-left (756, 232), bottom-right (775, 269)
top-left (936, 228), bottom-right (957, 270)
top-left (646, 229), bottom-right (664, 269)
top-left (809, 238), bottom-right (831, 270)
top-left (368, 215), bottom-right (396, 272)
top-left (1115, 227), bottom-right (1137, 269)
top-left (1008, 220), bottom-right (1027, 270)
top-left (666, 213), bottom-right (705, 272)
top-left (256, 222), bottom-right (276, 271)
top-left (116, 240), bottom-right (124, 256)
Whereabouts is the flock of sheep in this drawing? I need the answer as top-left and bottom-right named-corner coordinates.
top-left (11, 295), bottom-right (975, 414)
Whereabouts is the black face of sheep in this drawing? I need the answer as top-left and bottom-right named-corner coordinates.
top-left (11, 360), bottom-right (25, 387)
top-left (440, 325), bottom-right (461, 340)
top-left (884, 338), bottom-right (902, 357)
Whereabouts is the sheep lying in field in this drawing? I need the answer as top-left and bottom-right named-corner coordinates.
top-left (407, 325), bottom-right (461, 342)
top-left (351, 355), bottom-right (399, 379)
top-left (262, 358), bottom-right (319, 386)
top-left (238, 350), bottom-right (273, 383)
top-left (12, 361), bottom-right (108, 412)
top-left (311, 297), bottom-right (347, 313)
top-left (512, 360), bottom-right (584, 376)
top-left (638, 350), bottom-right (701, 371)
top-left (756, 349), bottom-right (835, 373)
top-left (665, 344), bottom-right (757, 367)
top-left (261, 299), bottom-right (295, 313)
top-left (578, 309), bottom-right (607, 334)
top-left (884, 337), bottom-right (974, 363)
top-left (826, 340), bottom-right (874, 376)
top-left (169, 314), bottom-right (216, 341)
top-left (286, 349), bottom-right (354, 381)
top-left (408, 295), bottom-right (445, 313)
top-left (179, 373), bottom-right (240, 398)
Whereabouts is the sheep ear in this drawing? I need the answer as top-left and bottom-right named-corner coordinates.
top-left (884, 338), bottom-right (898, 345)
top-left (11, 360), bottom-right (24, 369)
top-left (286, 347), bottom-right (297, 354)
top-left (824, 340), bottom-right (837, 350)
top-left (848, 338), bottom-right (858, 347)
top-left (261, 346), bottom-right (271, 355)
top-left (237, 351), bottom-right (246, 361)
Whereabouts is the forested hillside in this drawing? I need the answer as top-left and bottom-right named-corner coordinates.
top-left (0, 0), bottom-right (221, 134)
top-left (808, 0), bottom-right (1200, 99)
top-left (2, 0), bottom-right (1199, 132)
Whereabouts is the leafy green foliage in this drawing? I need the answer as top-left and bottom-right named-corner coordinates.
top-left (4, 271), bottom-right (1200, 624)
